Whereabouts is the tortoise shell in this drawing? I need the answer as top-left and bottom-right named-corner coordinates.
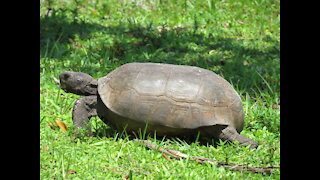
top-left (97, 63), bottom-right (244, 136)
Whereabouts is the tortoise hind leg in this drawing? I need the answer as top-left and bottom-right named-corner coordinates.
top-left (72, 95), bottom-right (97, 136)
top-left (212, 125), bottom-right (258, 149)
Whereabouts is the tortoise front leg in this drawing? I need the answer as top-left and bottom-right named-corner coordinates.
top-left (214, 125), bottom-right (258, 149)
top-left (72, 95), bottom-right (97, 136)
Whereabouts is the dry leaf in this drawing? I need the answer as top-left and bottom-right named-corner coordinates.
top-left (54, 120), bottom-right (68, 132)
top-left (68, 170), bottom-right (77, 174)
top-left (223, 22), bottom-right (229, 27)
top-left (40, 145), bottom-right (49, 151)
top-left (48, 122), bottom-right (56, 130)
top-left (162, 153), bottom-right (173, 162)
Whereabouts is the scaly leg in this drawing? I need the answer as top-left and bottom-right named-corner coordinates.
top-left (72, 95), bottom-right (97, 136)
top-left (214, 125), bottom-right (258, 149)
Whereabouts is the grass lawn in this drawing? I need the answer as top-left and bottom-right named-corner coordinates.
top-left (40, 0), bottom-right (280, 179)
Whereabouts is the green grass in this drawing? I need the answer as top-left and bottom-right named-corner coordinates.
top-left (40, 0), bottom-right (280, 179)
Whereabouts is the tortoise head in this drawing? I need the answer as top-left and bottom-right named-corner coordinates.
top-left (59, 71), bottom-right (98, 96)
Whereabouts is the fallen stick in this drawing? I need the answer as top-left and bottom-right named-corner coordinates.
top-left (133, 139), bottom-right (279, 175)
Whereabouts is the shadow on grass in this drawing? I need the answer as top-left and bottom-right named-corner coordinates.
top-left (41, 12), bottom-right (279, 93)
top-left (91, 125), bottom-right (225, 149)
top-left (40, 13), bottom-right (107, 55)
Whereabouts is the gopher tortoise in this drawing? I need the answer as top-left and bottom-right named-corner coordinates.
top-left (59, 62), bottom-right (258, 148)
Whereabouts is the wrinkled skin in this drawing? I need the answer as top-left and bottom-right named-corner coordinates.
top-left (59, 64), bottom-right (258, 149)
top-left (59, 71), bottom-right (98, 96)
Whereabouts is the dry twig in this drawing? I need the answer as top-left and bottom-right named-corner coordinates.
top-left (133, 139), bottom-right (279, 175)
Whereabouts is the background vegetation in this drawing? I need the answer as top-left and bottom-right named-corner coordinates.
top-left (40, 0), bottom-right (280, 179)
